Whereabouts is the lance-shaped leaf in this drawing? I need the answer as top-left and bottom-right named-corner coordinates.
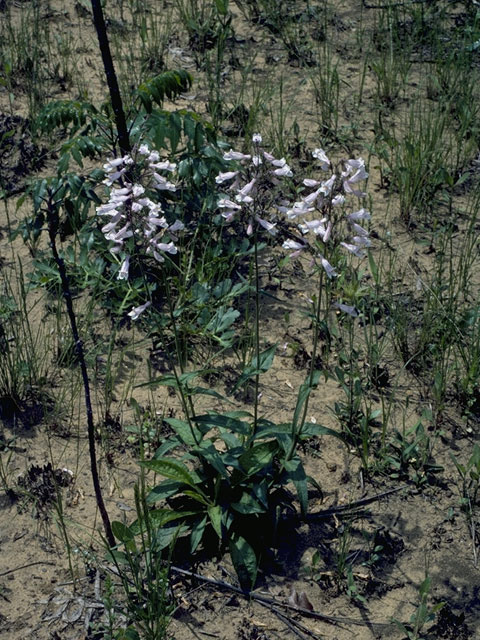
top-left (234, 344), bottom-right (277, 391)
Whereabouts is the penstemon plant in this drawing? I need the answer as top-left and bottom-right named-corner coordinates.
top-left (100, 134), bottom-right (373, 588)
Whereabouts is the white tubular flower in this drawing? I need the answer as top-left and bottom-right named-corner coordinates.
top-left (223, 150), bottom-right (251, 161)
top-left (351, 222), bottom-right (369, 236)
top-left (286, 201), bottom-right (315, 220)
top-left (235, 178), bottom-right (256, 203)
top-left (321, 257), bottom-right (337, 279)
top-left (169, 220), bottom-right (185, 233)
top-left (132, 184), bottom-right (145, 197)
top-left (252, 133), bottom-right (262, 144)
top-left (303, 188), bottom-right (322, 206)
top-left (155, 241), bottom-right (177, 255)
top-left (153, 174), bottom-right (176, 191)
top-left (282, 239), bottom-right (306, 258)
top-left (215, 171), bottom-right (239, 184)
top-left (303, 178), bottom-right (321, 187)
top-left (322, 220), bottom-right (332, 243)
top-left (348, 208), bottom-right (371, 221)
top-left (320, 174), bottom-right (336, 196)
top-left (150, 160), bottom-right (176, 172)
top-left (332, 194), bottom-right (345, 207)
top-left (217, 197), bottom-right (241, 210)
top-left (312, 148), bottom-right (331, 170)
top-left (340, 242), bottom-right (366, 258)
top-left (334, 302), bottom-right (358, 317)
top-left (283, 239), bottom-right (305, 251)
top-left (298, 219), bottom-right (326, 235)
top-left (138, 144), bottom-right (150, 155)
top-left (255, 215), bottom-right (277, 236)
top-left (352, 235), bottom-right (372, 248)
top-left (97, 202), bottom-right (119, 215)
top-left (128, 301), bottom-right (151, 320)
top-left (118, 255), bottom-right (130, 280)
top-left (273, 164), bottom-right (293, 178)
top-left (103, 156), bottom-right (126, 171)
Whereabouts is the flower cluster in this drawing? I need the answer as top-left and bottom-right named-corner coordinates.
top-left (215, 133), bottom-right (295, 237)
top-left (97, 144), bottom-right (184, 319)
top-left (280, 149), bottom-right (371, 280)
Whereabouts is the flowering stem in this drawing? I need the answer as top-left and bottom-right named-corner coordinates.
top-left (46, 190), bottom-right (115, 548)
top-left (252, 228), bottom-right (261, 441)
top-left (164, 278), bottom-right (199, 445)
top-left (286, 267), bottom-right (325, 461)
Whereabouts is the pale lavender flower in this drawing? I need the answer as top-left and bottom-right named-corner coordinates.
top-left (347, 208), bottom-right (371, 221)
top-left (321, 257), bottom-right (337, 279)
top-left (118, 255), bottom-right (130, 280)
top-left (150, 160), bottom-right (176, 172)
top-left (299, 219), bottom-right (327, 235)
top-left (334, 302), bottom-right (358, 317)
top-left (224, 150), bottom-right (251, 161)
top-left (128, 301), bottom-right (151, 320)
top-left (351, 222), bottom-right (369, 236)
top-left (320, 174), bottom-right (336, 196)
top-left (352, 235), bottom-right (372, 248)
top-left (322, 220), bottom-right (332, 243)
top-left (312, 148), bottom-right (331, 171)
top-left (252, 133), bottom-right (262, 144)
top-left (340, 242), bottom-right (366, 258)
top-left (282, 239), bottom-right (306, 258)
top-left (274, 164), bottom-right (293, 178)
top-left (332, 194), bottom-right (345, 207)
top-left (235, 178), bottom-right (256, 203)
top-left (215, 171), bottom-right (239, 184)
top-left (255, 216), bottom-right (277, 236)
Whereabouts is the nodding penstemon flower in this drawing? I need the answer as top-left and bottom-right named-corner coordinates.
top-left (97, 144), bottom-right (184, 319)
top-left (215, 134), bottom-right (296, 237)
top-left (281, 149), bottom-right (371, 272)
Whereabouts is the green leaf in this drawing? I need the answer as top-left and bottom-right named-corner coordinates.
top-left (164, 418), bottom-right (198, 446)
top-left (191, 516), bottom-right (207, 552)
top-left (140, 458), bottom-right (197, 487)
top-left (116, 626), bottom-right (141, 640)
top-left (111, 521), bottom-right (135, 545)
top-left (146, 479), bottom-right (184, 504)
top-left (239, 440), bottom-right (278, 477)
top-left (292, 370), bottom-right (321, 433)
top-left (208, 505), bottom-right (223, 538)
top-left (234, 344), bottom-right (277, 390)
top-left (192, 442), bottom-right (229, 478)
top-left (231, 491), bottom-right (265, 515)
top-left (215, 0), bottom-right (229, 15)
top-left (229, 533), bottom-right (258, 590)
top-left (193, 413), bottom-right (250, 435)
top-left (131, 508), bottom-right (197, 534)
top-left (284, 457), bottom-right (308, 515)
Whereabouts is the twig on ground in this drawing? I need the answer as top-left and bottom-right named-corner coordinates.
top-left (0, 560), bottom-right (56, 578)
top-left (170, 565), bottom-right (393, 629)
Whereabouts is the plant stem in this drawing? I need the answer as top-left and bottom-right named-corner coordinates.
top-left (90, 0), bottom-right (131, 155)
top-left (252, 229), bottom-right (261, 439)
top-left (46, 192), bottom-right (115, 548)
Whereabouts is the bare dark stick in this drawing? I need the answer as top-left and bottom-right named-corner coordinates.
top-left (169, 565), bottom-right (392, 628)
top-left (90, 0), bottom-right (131, 155)
top-left (47, 193), bottom-right (115, 548)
